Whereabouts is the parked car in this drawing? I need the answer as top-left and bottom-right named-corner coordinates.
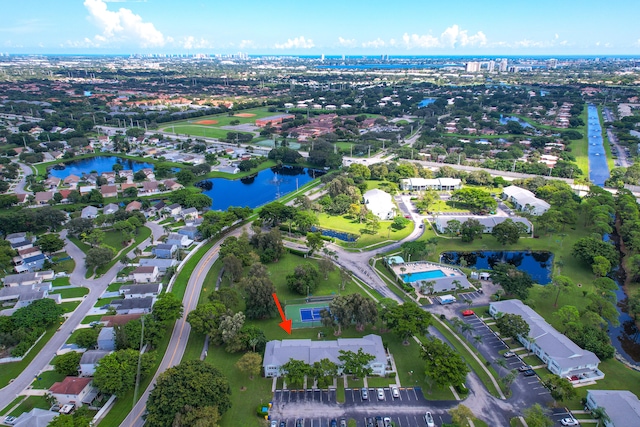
top-left (560, 417), bottom-right (579, 426)
top-left (522, 369), bottom-right (536, 377)
top-left (518, 365), bottom-right (532, 372)
top-left (4, 416), bottom-right (17, 426)
top-left (270, 421), bottom-right (277, 427)
top-left (375, 416), bottom-right (384, 427)
top-left (361, 388), bottom-right (368, 400)
top-left (330, 419), bottom-right (337, 427)
top-left (383, 417), bottom-right (392, 427)
top-left (391, 386), bottom-right (400, 398)
top-left (366, 417), bottom-right (374, 427)
top-left (340, 420), bottom-right (347, 427)
top-left (377, 388), bottom-right (385, 400)
top-left (279, 422), bottom-right (286, 427)
top-left (462, 309), bottom-right (475, 316)
top-left (295, 419), bottom-right (303, 427)
top-left (424, 411), bottom-right (436, 427)
top-left (503, 351), bottom-right (516, 358)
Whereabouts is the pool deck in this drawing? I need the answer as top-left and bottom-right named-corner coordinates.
top-left (390, 261), bottom-right (465, 279)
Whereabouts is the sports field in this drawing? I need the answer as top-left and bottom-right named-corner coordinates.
top-left (284, 302), bottom-right (331, 329)
top-left (159, 107), bottom-right (275, 130)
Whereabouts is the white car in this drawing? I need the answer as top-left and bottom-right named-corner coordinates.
top-left (270, 421), bottom-right (278, 427)
top-left (424, 412), bottom-right (435, 427)
top-left (560, 418), bottom-right (579, 426)
top-left (377, 388), bottom-right (385, 400)
top-left (391, 386), bottom-right (400, 398)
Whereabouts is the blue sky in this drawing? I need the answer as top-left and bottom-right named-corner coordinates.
top-left (2, 0), bottom-right (639, 55)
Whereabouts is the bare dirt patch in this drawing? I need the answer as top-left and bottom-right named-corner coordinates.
top-left (195, 119), bottom-right (219, 125)
top-left (234, 113), bottom-right (256, 118)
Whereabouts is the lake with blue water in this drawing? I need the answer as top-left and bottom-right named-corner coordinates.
top-left (48, 156), bottom-right (154, 179)
top-left (440, 250), bottom-right (553, 284)
top-left (199, 166), bottom-right (321, 211)
top-left (418, 98), bottom-right (436, 108)
top-left (499, 115), bottom-right (534, 129)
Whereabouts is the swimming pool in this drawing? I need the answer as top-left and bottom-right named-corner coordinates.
top-left (401, 270), bottom-right (448, 282)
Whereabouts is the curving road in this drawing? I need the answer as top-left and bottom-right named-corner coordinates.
top-left (13, 162), bottom-right (33, 195)
top-left (119, 226), bottom-right (247, 427)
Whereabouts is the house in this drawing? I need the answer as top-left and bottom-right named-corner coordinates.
top-left (152, 243), bottom-right (177, 259)
top-left (163, 179), bottom-right (182, 191)
top-left (363, 189), bottom-right (396, 220)
top-left (120, 183), bottom-right (138, 193)
top-left (181, 207), bottom-right (198, 221)
top-left (81, 206), bottom-right (99, 219)
top-left (20, 253), bottom-right (47, 272)
top-left (57, 189), bottom-right (72, 202)
top-left (178, 226), bottom-right (201, 241)
top-left (400, 177), bottom-right (463, 191)
top-left (110, 297), bottom-right (154, 315)
top-left (142, 181), bottom-right (159, 194)
top-left (141, 168), bottom-right (155, 180)
top-left (119, 283), bottom-right (162, 299)
top-left (165, 203), bottom-right (182, 216)
top-left (489, 300), bottom-right (603, 380)
top-left (148, 201), bottom-right (166, 216)
top-left (43, 176), bottom-right (61, 189)
top-left (502, 186), bottom-right (550, 216)
top-left (10, 239), bottom-right (34, 251)
top-left (5, 232), bottom-right (27, 244)
top-left (263, 334), bottom-right (387, 378)
top-left (166, 233), bottom-right (191, 248)
top-left (0, 284), bottom-right (58, 309)
top-left (100, 185), bottom-right (118, 198)
top-left (255, 114), bottom-right (295, 127)
top-left (139, 258), bottom-right (177, 273)
top-left (97, 327), bottom-right (115, 351)
top-left (79, 186), bottom-right (96, 196)
top-left (132, 265), bottom-right (159, 283)
top-left (63, 175), bottom-right (80, 187)
top-left (49, 377), bottom-right (94, 406)
top-left (79, 350), bottom-right (110, 377)
top-left (434, 215), bottom-right (532, 234)
top-left (11, 408), bottom-right (57, 427)
top-left (585, 390), bottom-right (640, 427)
top-left (103, 203), bottom-right (119, 215)
top-left (99, 313), bottom-right (142, 327)
top-left (126, 201), bottom-right (142, 212)
top-left (3, 271), bottom-right (53, 287)
top-left (35, 191), bottom-right (54, 205)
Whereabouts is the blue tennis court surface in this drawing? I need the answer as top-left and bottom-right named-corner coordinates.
top-left (300, 307), bottom-right (327, 322)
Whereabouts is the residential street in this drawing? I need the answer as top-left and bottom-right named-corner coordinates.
top-left (0, 230), bottom-right (122, 412)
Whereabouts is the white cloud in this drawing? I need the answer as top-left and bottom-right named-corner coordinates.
top-left (402, 25), bottom-right (487, 49)
top-left (239, 40), bottom-right (255, 49)
top-left (181, 36), bottom-right (212, 50)
top-left (83, 0), bottom-right (166, 47)
top-left (338, 37), bottom-right (357, 47)
top-left (274, 36), bottom-right (314, 49)
top-left (362, 38), bottom-right (387, 48)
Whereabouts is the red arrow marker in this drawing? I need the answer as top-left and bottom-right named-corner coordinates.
top-left (272, 293), bottom-right (292, 334)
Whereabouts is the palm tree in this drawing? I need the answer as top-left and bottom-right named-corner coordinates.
top-left (465, 298), bottom-right (473, 308)
top-left (591, 407), bottom-right (610, 427)
top-left (473, 335), bottom-right (483, 345)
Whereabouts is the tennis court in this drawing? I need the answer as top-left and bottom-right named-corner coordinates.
top-left (285, 301), bottom-right (331, 329)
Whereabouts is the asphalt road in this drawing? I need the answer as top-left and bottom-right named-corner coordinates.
top-left (119, 226), bottom-right (247, 427)
top-left (0, 230), bottom-right (120, 411)
top-left (13, 161), bottom-right (33, 195)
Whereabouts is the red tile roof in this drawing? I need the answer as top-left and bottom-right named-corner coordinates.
top-left (99, 313), bottom-right (142, 327)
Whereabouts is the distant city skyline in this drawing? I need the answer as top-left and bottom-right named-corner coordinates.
top-left (2, 0), bottom-right (640, 55)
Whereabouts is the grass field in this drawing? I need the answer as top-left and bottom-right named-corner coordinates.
top-left (51, 287), bottom-right (89, 299)
top-left (164, 125), bottom-right (244, 140)
top-left (6, 396), bottom-right (49, 417)
top-left (317, 213), bottom-right (414, 248)
top-left (31, 370), bottom-right (67, 389)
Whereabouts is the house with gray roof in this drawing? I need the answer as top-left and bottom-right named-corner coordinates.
top-left (110, 297), bottom-right (154, 315)
top-left (586, 390), bottom-right (640, 427)
top-left (166, 233), bottom-right (191, 248)
top-left (97, 327), bottom-right (115, 351)
top-left (11, 408), bottom-right (57, 427)
top-left (363, 189), bottom-right (396, 220)
top-left (152, 243), bottom-right (177, 259)
top-left (490, 299), bottom-right (603, 381)
top-left (103, 203), bottom-right (119, 215)
top-left (80, 350), bottom-right (110, 377)
top-left (263, 334), bottom-right (387, 378)
top-left (5, 232), bottom-right (27, 244)
top-left (3, 270), bottom-right (54, 287)
top-left (81, 206), bottom-right (99, 219)
top-left (119, 283), bottom-right (162, 299)
top-left (139, 258), bottom-right (177, 273)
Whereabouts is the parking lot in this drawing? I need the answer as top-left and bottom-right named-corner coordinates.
top-left (270, 387), bottom-right (450, 427)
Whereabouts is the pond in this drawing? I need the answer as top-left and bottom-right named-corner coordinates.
top-left (310, 226), bottom-right (358, 242)
top-left (418, 98), bottom-right (436, 108)
top-left (606, 270), bottom-right (640, 366)
top-left (499, 115), bottom-right (535, 129)
top-left (587, 104), bottom-right (610, 186)
top-left (439, 250), bottom-right (554, 285)
top-left (198, 166), bottom-right (322, 211)
top-left (47, 156), bottom-right (154, 179)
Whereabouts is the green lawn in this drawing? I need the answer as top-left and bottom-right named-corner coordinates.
top-left (164, 125), bottom-right (250, 140)
top-left (106, 282), bottom-right (124, 292)
top-left (51, 287), bottom-right (89, 299)
top-left (0, 396), bottom-right (26, 416)
top-left (317, 213), bottom-right (414, 248)
top-left (32, 370), bottom-right (67, 389)
top-left (52, 277), bottom-right (70, 287)
top-left (81, 315), bottom-right (104, 325)
top-left (365, 376), bottom-right (394, 388)
top-left (60, 301), bottom-right (81, 313)
top-left (6, 396), bottom-right (50, 417)
top-left (0, 326), bottom-right (57, 388)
